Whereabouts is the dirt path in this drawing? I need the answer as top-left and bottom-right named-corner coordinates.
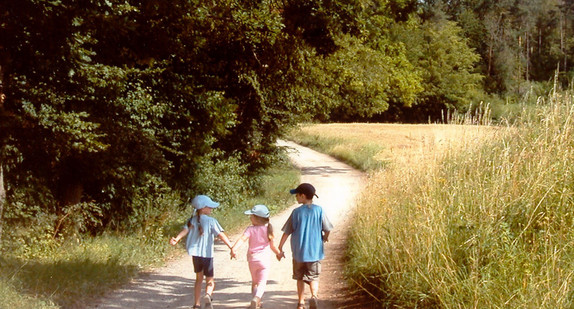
top-left (89, 140), bottom-right (365, 309)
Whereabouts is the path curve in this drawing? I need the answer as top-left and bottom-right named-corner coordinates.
top-left (89, 140), bottom-right (365, 309)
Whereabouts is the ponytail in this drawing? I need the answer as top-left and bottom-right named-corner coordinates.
top-left (187, 209), bottom-right (204, 236)
top-left (197, 212), bottom-right (204, 236)
top-left (187, 209), bottom-right (196, 229)
top-left (251, 215), bottom-right (273, 241)
top-left (265, 218), bottom-right (274, 241)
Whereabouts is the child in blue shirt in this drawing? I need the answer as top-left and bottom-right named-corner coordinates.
top-left (170, 195), bottom-right (233, 309)
top-left (277, 183), bottom-right (333, 309)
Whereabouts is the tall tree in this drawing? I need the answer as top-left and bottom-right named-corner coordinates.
top-left (0, 0), bottom-right (378, 233)
top-left (0, 89), bottom-right (5, 247)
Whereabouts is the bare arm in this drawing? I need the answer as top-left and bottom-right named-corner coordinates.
top-left (322, 231), bottom-right (330, 243)
top-left (269, 238), bottom-right (281, 255)
top-left (278, 233), bottom-right (289, 252)
top-left (230, 234), bottom-right (249, 259)
top-left (217, 232), bottom-right (233, 249)
top-left (276, 233), bottom-right (289, 260)
top-left (170, 228), bottom-right (189, 245)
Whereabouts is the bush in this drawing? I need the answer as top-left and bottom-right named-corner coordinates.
top-left (191, 153), bottom-right (250, 209)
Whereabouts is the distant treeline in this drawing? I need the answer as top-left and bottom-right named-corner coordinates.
top-left (0, 0), bottom-right (572, 243)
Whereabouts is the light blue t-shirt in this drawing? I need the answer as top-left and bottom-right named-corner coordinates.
top-left (281, 204), bottom-right (333, 262)
top-left (184, 214), bottom-right (224, 258)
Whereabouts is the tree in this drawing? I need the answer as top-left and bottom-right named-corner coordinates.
top-left (0, 0), bottom-right (381, 236)
top-left (0, 0), bottom-right (253, 231)
top-left (385, 11), bottom-right (483, 121)
top-left (429, 0), bottom-right (574, 94)
top-left (0, 90), bottom-right (5, 247)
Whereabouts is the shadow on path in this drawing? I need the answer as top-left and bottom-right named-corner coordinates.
top-left (301, 165), bottom-right (353, 175)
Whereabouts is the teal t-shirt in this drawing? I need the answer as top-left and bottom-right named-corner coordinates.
top-left (184, 215), bottom-right (224, 258)
top-left (281, 204), bottom-right (333, 262)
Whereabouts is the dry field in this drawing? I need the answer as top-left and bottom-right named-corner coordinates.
top-left (297, 123), bottom-right (503, 168)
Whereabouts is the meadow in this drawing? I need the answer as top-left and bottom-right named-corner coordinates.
top-left (288, 122), bottom-right (499, 172)
top-left (290, 92), bottom-right (574, 308)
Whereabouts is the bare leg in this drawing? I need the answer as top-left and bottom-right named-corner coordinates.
top-left (205, 277), bottom-right (215, 296)
top-left (194, 271), bottom-right (204, 306)
top-left (297, 280), bottom-right (306, 304)
top-left (252, 283), bottom-right (258, 296)
top-left (309, 280), bottom-right (319, 298)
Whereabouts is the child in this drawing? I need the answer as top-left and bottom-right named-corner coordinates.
top-left (277, 183), bottom-right (333, 309)
top-left (170, 195), bottom-right (233, 309)
top-left (231, 204), bottom-right (281, 309)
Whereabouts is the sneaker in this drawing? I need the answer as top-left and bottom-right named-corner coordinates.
top-left (202, 294), bottom-right (213, 309)
top-left (309, 296), bottom-right (318, 309)
top-left (250, 296), bottom-right (261, 309)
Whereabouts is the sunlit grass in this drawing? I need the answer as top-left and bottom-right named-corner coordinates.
top-left (345, 92), bottom-right (574, 307)
top-left (0, 234), bottom-right (163, 308)
top-left (288, 122), bottom-right (498, 172)
top-left (287, 95), bottom-right (574, 307)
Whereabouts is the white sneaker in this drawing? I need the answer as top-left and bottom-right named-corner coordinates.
top-left (201, 294), bottom-right (213, 309)
top-left (250, 296), bottom-right (261, 309)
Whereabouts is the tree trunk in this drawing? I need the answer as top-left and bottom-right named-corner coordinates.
top-left (561, 13), bottom-right (567, 72)
top-left (0, 164), bottom-right (5, 250)
top-left (0, 64), bottom-right (5, 250)
top-left (526, 31), bottom-right (530, 81)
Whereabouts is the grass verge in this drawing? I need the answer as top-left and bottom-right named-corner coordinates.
top-left (0, 157), bottom-right (299, 308)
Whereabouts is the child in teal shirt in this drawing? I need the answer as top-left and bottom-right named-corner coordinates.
top-left (277, 183), bottom-right (333, 309)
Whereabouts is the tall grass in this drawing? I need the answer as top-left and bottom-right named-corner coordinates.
top-left (347, 91), bottom-right (574, 307)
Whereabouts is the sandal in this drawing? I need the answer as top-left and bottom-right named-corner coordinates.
top-left (309, 296), bottom-right (318, 309)
top-left (297, 303), bottom-right (306, 309)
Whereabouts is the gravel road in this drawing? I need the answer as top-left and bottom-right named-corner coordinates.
top-left (88, 140), bottom-right (365, 309)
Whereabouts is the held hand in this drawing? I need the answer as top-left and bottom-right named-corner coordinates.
top-left (230, 249), bottom-right (237, 260)
top-left (169, 237), bottom-right (178, 246)
top-left (276, 251), bottom-right (285, 261)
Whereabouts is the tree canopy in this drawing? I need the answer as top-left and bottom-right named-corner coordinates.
top-left (0, 0), bottom-right (572, 242)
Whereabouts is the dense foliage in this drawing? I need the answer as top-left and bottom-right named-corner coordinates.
top-left (1, 0), bottom-right (573, 250)
top-left (422, 0), bottom-right (574, 94)
top-left (0, 0), bottom-right (360, 243)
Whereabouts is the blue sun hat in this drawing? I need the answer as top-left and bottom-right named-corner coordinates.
top-left (191, 195), bottom-right (220, 210)
top-left (244, 204), bottom-right (270, 218)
